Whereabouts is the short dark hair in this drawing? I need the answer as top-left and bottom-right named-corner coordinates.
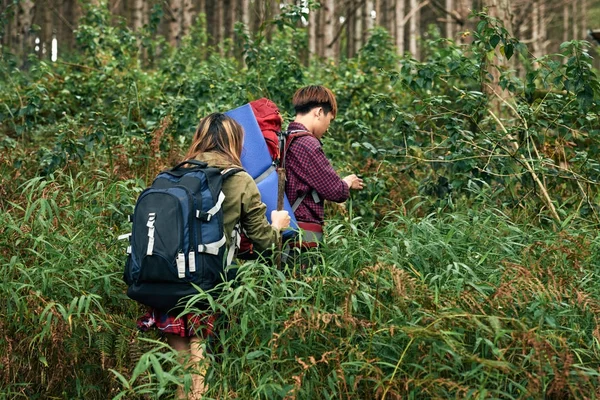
top-left (292, 85), bottom-right (337, 118)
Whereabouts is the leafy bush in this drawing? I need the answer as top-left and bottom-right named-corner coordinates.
top-left (1, 4), bottom-right (600, 399)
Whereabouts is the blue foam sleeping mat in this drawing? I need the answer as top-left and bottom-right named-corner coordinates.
top-left (226, 104), bottom-right (298, 238)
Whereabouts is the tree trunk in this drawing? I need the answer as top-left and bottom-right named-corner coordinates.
top-left (36, 0), bottom-right (54, 60)
top-left (181, 0), bottom-right (194, 37)
top-left (572, 0), bottom-right (578, 39)
top-left (240, 0), bottom-right (250, 29)
top-left (456, 0), bottom-right (472, 44)
top-left (532, 0), bottom-right (539, 59)
top-left (323, 0), bottom-right (335, 58)
top-left (396, 0), bottom-right (405, 54)
top-left (318, 2), bottom-right (326, 56)
top-left (195, 0), bottom-right (206, 16)
top-left (353, 0), bottom-right (363, 56)
top-left (130, 0), bottom-right (144, 31)
top-left (375, 0), bottom-right (382, 25)
top-left (13, 0), bottom-right (35, 58)
top-left (206, 0), bottom-right (217, 46)
top-left (365, 0), bottom-right (374, 32)
top-left (309, 3), bottom-right (318, 57)
top-left (408, 0), bottom-right (419, 59)
top-left (445, 0), bottom-right (453, 39)
top-left (563, 1), bottom-right (569, 43)
top-left (581, 0), bottom-right (587, 39)
top-left (217, 0), bottom-right (225, 53)
top-left (484, 0), bottom-right (513, 109)
top-left (167, 0), bottom-right (183, 46)
top-left (538, 2), bottom-right (547, 56)
top-left (346, 0), bottom-right (355, 58)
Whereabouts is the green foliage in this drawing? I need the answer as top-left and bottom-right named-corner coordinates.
top-left (1, 5), bottom-right (600, 399)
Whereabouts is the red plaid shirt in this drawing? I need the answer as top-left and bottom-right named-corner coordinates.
top-left (284, 122), bottom-right (349, 225)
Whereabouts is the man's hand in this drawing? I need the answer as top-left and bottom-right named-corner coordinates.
top-left (343, 174), bottom-right (364, 190)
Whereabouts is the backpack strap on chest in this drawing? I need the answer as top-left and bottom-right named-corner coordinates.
top-left (281, 130), bottom-right (321, 209)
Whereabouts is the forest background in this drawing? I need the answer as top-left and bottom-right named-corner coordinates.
top-left (1, 0), bottom-right (600, 399)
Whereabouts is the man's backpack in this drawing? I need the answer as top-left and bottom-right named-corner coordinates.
top-left (122, 160), bottom-right (241, 311)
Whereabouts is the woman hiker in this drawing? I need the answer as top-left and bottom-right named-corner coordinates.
top-left (136, 113), bottom-right (290, 399)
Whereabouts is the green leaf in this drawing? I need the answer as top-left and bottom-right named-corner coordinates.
top-left (504, 44), bottom-right (514, 60)
top-left (489, 35), bottom-right (501, 48)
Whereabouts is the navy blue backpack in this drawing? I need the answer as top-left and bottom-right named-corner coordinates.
top-left (122, 160), bottom-right (241, 311)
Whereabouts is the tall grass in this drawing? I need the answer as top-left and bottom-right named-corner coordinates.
top-left (117, 203), bottom-right (600, 398)
top-left (0, 169), bottom-right (150, 398)
top-left (2, 168), bottom-right (600, 399)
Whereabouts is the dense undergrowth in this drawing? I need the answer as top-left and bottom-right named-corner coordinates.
top-left (1, 3), bottom-right (600, 399)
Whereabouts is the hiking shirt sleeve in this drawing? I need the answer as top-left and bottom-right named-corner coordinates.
top-left (288, 137), bottom-right (350, 203)
top-left (237, 173), bottom-right (281, 251)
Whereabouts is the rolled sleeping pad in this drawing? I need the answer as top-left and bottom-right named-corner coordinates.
top-left (226, 103), bottom-right (298, 239)
top-left (225, 104), bottom-right (272, 179)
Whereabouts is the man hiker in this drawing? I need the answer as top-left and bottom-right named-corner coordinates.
top-left (284, 85), bottom-right (364, 261)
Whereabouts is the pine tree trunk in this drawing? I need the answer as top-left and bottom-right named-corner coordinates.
top-left (365, 0), bottom-right (374, 32)
top-left (309, 3), bottom-right (318, 58)
top-left (581, 0), bottom-right (587, 39)
top-left (318, 3), bottom-right (326, 56)
top-left (395, 0), bottom-right (405, 55)
top-left (2, 0), bottom-right (14, 49)
top-left (181, 0), bottom-right (194, 37)
top-left (167, 0), bottom-right (183, 46)
top-left (484, 0), bottom-right (513, 115)
top-left (323, 0), bottom-right (335, 58)
top-left (538, 2), bottom-right (547, 56)
top-left (408, 0), bottom-right (419, 59)
top-left (13, 0), bottom-right (35, 58)
top-left (346, 0), bottom-right (355, 58)
top-left (195, 0), bottom-right (206, 16)
top-left (36, 0), bottom-right (54, 59)
top-left (353, 0), bottom-right (363, 56)
top-left (572, 0), bottom-right (578, 39)
top-left (217, 0), bottom-right (225, 53)
top-left (563, 1), bottom-right (569, 43)
top-left (241, 0), bottom-right (250, 29)
top-left (456, 0), bottom-right (472, 43)
top-left (445, 0), bottom-right (453, 38)
top-left (130, 0), bottom-right (144, 31)
top-left (532, 0), bottom-right (540, 59)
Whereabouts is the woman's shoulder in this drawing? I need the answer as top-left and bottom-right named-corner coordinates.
top-left (226, 168), bottom-right (252, 181)
top-left (223, 168), bottom-right (255, 188)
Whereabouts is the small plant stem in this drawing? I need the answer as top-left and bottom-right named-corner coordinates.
top-left (488, 109), bottom-right (561, 223)
top-left (380, 337), bottom-right (414, 399)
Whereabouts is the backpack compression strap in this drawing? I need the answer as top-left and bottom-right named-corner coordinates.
top-left (221, 168), bottom-right (245, 266)
top-left (194, 167), bottom-right (244, 265)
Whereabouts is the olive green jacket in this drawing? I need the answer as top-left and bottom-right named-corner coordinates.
top-left (195, 152), bottom-right (280, 252)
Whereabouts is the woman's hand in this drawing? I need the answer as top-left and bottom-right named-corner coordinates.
top-left (271, 210), bottom-right (291, 230)
top-left (343, 174), bottom-right (364, 190)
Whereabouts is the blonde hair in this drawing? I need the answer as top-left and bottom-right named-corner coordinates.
top-left (184, 113), bottom-right (244, 166)
top-left (292, 85), bottom-right (338, 118)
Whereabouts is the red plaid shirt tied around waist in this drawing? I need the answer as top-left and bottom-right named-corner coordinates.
top-left (284, 122), bottom-right (350, 225)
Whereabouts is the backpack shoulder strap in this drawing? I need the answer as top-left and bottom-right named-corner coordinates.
top-left (202, 167), bottom-right (244, 200)
top-left (282, 130), bottom-right (321, 210)
top-left (221, 167), bottom-right (244, 180)
top-left (283, 130), bottom-right (313, 154)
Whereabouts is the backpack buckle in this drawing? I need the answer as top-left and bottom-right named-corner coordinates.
top-left (196, 210), bottom-right (212, 221)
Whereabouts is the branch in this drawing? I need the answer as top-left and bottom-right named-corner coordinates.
top-left (488, 108), bottom-right (561, 223)
top-left (428, 0), bottom-right (465, 25)
top-left (327, 0), bottom-right (367, 48)
top-left (402, 0), bottom-right (430, 26)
